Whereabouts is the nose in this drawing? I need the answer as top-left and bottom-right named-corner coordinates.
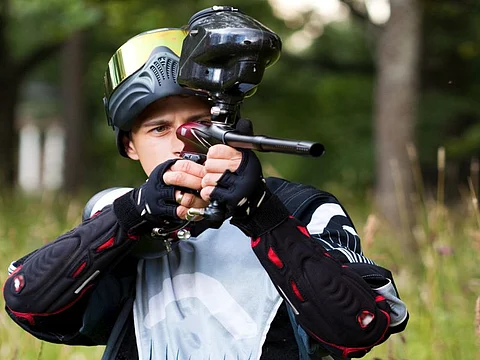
top-left (171, 132), bottom-right (185, 158)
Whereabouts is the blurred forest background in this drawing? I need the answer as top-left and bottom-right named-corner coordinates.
top-left (1, 0), bottom-right (480, 359)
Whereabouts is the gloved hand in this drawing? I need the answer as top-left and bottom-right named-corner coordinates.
top-left (114, 159), bottom-right (185, 234)
top-left (200, 143), bottom-right (287, 238)
top-left (133, 159), bottom-right (179, 222)
top-left (201, 118), bottom-right (290, 235)
top-left (207, 148), bottom-right (268, 220)
top-left (200, 118), bottom-right (268, 218)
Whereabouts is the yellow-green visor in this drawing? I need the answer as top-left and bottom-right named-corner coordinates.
top-left (104, 28), bottom-right (187, 98)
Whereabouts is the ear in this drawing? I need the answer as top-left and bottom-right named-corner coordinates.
top-left (123, 134), bottom-right (139, 160)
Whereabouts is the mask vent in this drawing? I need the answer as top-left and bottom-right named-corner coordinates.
top-left (150, 57), bottom-right (177, 86)
top-left (171, 60), bottom-right (178, 83)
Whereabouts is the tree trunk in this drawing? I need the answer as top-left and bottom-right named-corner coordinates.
top-left (0, 0), bottom-right (17, 189)
top-left (0, 0), bottom-right (76, 190)
top-left (373, 0), bottom-right (421, 251)
top-left (0, 74), bottom-right (19, 189)
top-left (62, 31), bottom-right (87, 194)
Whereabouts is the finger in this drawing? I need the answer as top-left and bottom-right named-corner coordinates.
top-left (201, 173), bottom-right (223, 189)
top-left (204, 158), bottom-right (241, 173)
top-left (206, 144), bottom-right (242, 160)
top-left (200, 186), bottom-right (216, 202)
top-left (170, 159), bottom-right (206, 177)
top-left (164, 170), bottom-right (203, 190)
top-left (175, 190), bottom-right (184, 204)
top-left (175, 190), bottom-right (209, 208)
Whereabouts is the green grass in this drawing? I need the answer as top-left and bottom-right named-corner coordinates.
top-left (0, 192), bottom-right (105, 360)
top-left (0, 190), bottom-right (479, 359)
top-left (361, 201), bottom-right (480, 360)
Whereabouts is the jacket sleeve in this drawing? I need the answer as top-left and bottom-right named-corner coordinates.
top-left (231, 189), bottom-right (408, 359)
top-left (3, 192), bottom-right (138, 346)
top-left (303, 192), bottom-right (408, 331)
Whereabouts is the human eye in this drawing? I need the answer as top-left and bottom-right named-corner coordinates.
top-left (149, 123), bottom-right (171, 135)
top-left (195, 117), bottom-right (212, 125)
top-left (153, 125), bottom-right (167, 133)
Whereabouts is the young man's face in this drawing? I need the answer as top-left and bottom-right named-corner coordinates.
top-left (123, 95), bottom-right (211, 176)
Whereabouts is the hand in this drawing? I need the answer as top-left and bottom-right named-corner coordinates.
top-left (133, 159), bottom-right (207, 226)
top-left (200, 144), bottom-right (267, 219)
top-left (200, 145), bottom-right (243, 202)
top-left (162, 159), bottom-right (209, 220)
top-left (116, 159), bottom-right (209, 234)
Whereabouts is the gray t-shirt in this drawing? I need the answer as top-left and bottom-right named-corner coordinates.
top-left (133, 219), bottom-right (283, 360)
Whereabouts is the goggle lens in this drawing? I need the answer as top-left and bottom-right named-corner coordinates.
top-left (104, 28), bottom-right (187, 97)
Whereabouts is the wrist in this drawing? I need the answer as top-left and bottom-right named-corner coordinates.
top-left (230, 190), bottom-right (290, 237)
top-left (113, 190), bottom-right (147, 233)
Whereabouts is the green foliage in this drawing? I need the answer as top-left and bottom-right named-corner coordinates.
top-left (418, 0), bottom-right (480, 178)
top-left (8, 0), bottom-right (101, 58)
top-left (447, 123), bottom-right (480, 158)
top-left (243, 50), bottom-right (375, 192)
top-left (308, 20), bottom-right (374, 69)
top-left (418, 91), bottom-right (480, 162)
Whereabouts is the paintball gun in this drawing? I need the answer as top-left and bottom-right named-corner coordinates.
top-left (177, 6), bottom-right (325, 223)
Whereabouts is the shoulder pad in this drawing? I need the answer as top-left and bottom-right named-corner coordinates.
top-left (82, 187), bottom-right (132, 221)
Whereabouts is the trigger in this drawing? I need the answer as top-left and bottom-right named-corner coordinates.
top-left (181, 152), bottom-right (206, 164)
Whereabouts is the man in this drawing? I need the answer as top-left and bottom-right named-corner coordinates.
top-left (3, 8), bottom-right (408, 360)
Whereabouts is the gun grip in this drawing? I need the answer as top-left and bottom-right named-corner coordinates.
top-left (203, 200), bottom-right (227, 227)
top-left (181, 152), bottom-right (227, 227)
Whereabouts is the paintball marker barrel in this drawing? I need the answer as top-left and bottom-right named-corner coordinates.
top-left (223, 132), bottom-right (324, 157)
top-left (177, 122), bottom-right (325, 158)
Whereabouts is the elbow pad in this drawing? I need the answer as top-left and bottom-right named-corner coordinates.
top-left (251, 216), bottom-right (392, 358)
top-left (3, 207), bottom-right (138, 335)
top-left (343, 262), bottom-right (409, 333)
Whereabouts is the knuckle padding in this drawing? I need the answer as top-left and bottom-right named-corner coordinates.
top-left (151, 188), bottom-right (176, 204)
top-left (251, 218), bottom-right (391, 358)
top-left (211, 153), bottom-right (258, 203)
top-left (215, 170), bottom-right (236, 188)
